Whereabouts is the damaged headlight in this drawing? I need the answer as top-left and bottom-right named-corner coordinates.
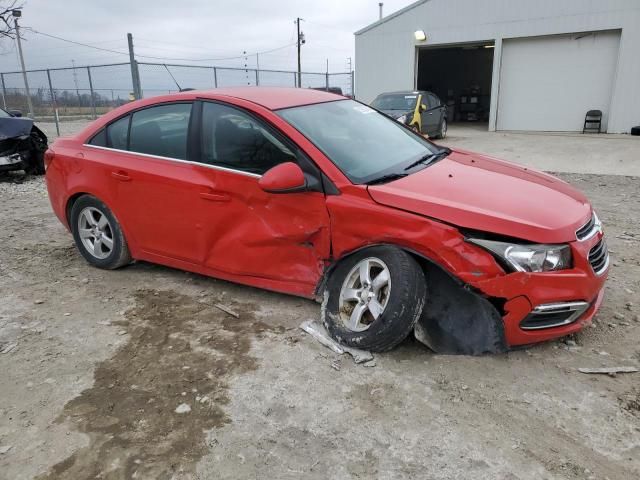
top-left (397, 114), bottom-right (408, 124)
top-left (468, 239), bottom-right (572, 273)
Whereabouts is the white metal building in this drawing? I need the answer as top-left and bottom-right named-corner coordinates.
top-left (355, 0), bottom-right (640, 133)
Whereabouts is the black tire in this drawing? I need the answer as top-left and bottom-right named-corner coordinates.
top-left (70, 195), bottom-right (132, 270)
top-left (321, 246), bottom-right (427, 352)
top-left (433, 118), bottom-right (447, 140)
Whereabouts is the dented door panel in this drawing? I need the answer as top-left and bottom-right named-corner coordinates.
top-left (195, 165), bottom-right (331, 286)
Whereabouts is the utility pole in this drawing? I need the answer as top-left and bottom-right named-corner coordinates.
top-left (325, 58), bottom-right (329, 91)
top-left (12, 10), bottom-right (34, 117)
top-left (296, 17), bottom-right (305, 88)
top-left (255, 53), bottom-right (260, 86)
top-left (127, 33), bottom-right (142, 100)
top-left (379, 2), bottom-right (384, 20)
top-left (347, 57), bottom-right (354, 98)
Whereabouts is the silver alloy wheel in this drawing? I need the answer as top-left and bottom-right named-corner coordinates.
top-left (338, 257), bottom-right (391, 332)
top-left (441, 119), bottom-right (447, 138)
top-left (77, 207), bottom-right (114, 260)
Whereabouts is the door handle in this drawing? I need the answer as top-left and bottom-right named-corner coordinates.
top-left (111, 171), bottom-right (131, 182)
top-left (428, 112), bottom-right (434, 115)
top-left (200, 191), bottom-right (230, 202)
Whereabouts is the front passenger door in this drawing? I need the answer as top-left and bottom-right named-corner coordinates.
top-left (192, 101), bottom-right (331, 290)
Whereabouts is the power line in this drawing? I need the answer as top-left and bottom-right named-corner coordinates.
top-left (23, 27), bottom-right (296, 62)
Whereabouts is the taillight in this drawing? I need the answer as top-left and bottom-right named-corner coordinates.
top-left (44, 149), bottom-right (55, 170)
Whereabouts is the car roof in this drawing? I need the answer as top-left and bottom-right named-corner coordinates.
top-left (376, 91), bottom-right (428, 97)
top-left (70, 87), bottom-right (348, 142)
top-left (172, 86), bottom-right (345, 110)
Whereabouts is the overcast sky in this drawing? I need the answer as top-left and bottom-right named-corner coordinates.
top-left (0, 0), bottom-right (414, 74)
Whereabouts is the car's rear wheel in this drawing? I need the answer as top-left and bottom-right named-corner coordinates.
top-left (70, 195), bottom-right (131, 270)
top-left (434, 118), bottom-right (447, 139)
top-left (321, 246), bottom-right (427, 352)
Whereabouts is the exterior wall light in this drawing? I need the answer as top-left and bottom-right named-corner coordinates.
top-left (414, 30), bottom-right (427, 42)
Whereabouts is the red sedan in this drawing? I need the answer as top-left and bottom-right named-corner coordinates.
top-left (45, 88), bottom-right (608, 354)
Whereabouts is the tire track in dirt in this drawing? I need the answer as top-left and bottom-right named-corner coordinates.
top-left (38, 289), bottom-right (281, 479)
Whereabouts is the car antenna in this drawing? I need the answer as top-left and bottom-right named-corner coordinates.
top-left (163, 64), bottom-right (183, 92)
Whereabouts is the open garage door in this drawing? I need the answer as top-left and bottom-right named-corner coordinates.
top-left (497, 31), bottom-right (621, 132)
top-left (416, 44), bottom-right (494, 126)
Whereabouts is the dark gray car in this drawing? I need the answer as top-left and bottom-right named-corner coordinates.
top-left (0, 108), bottom-right (47, 175)
top-left (371, 90), bottom-right (447, 139)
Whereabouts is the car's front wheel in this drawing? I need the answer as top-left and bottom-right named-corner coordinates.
top-left (70, 195), bottom-right (132, 270)
top-left (322, 246), bottom-right (427, 352)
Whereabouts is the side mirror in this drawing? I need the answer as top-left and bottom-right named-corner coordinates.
top-left (420, 104), bottom-right (427, 112)
top-left (8, 109), bottom-right (22, 117)
top-left (258, 162), bottom-right (307, 194)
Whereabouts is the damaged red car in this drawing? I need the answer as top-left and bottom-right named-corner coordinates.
top-left (44, 88), bottom-right (608, 354)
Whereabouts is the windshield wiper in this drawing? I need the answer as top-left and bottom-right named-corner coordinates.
top-left (403, 147), bottom-right (451, 171)
top-left (365, 172), bottom-right (408, 185)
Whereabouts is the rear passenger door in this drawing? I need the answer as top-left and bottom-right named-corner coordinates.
top-left (88, 102), bottom-right (207, 264)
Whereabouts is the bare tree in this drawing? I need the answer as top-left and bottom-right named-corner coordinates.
top-left (0, 1), bottom-right (22, 39)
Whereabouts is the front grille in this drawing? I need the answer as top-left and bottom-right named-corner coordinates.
top-left (576, 212), bottom-right (600, 241)
top-left (588, 238), bottom-right (609, 275)
top-left (520, 301), bottom-right (590, 330)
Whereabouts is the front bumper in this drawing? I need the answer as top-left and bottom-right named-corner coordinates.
top-left (472, 232), bottom-right (608, 347)
top-left (0, 152), bottom-right (25, 171)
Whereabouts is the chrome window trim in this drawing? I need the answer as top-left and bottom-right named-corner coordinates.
top-left (521, 301), bottom-right (590, 330)
top-left (82, 143), bottom-right (262, 179)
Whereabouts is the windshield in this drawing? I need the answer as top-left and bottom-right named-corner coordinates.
top-left (0, 108), bottom-right (12, 118)
top-left (277, 99), bottom-right (439, 184)
top-left (371, 93), bottom-right (418, 111)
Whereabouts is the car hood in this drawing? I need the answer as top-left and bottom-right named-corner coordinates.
top-left (0, 117), bottom-right (34, 142)
top-left (367, 149), bottom-right (591, 244)
top-left (379, 109), bottom-right (412, 120)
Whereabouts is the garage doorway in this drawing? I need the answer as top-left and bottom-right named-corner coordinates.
top-left (416, 43), bottom-right (494, 128)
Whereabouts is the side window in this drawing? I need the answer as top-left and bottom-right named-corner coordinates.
top-left (200, 102), bottom-right (296, 175)
top-left (428, 93), bottom-right (441, 108)
top-left (129, 103), bottom-right (192, 160)
top-left (88, 129), bottom-right (107, 147)
top-left (107, 115), bottom-right (130, 150)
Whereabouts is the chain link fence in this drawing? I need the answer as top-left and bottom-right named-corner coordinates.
top-left (0, 61), bottom-right (354, 137)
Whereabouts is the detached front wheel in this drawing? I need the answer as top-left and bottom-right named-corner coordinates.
top-left (322, 246), bottom-right (427, 352)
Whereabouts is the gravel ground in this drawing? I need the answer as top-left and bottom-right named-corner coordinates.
top-left (1, 134), bottom-right (639, 478)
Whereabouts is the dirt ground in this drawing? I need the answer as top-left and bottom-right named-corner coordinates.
top-left (1, 151), bottom-right (639, 478)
